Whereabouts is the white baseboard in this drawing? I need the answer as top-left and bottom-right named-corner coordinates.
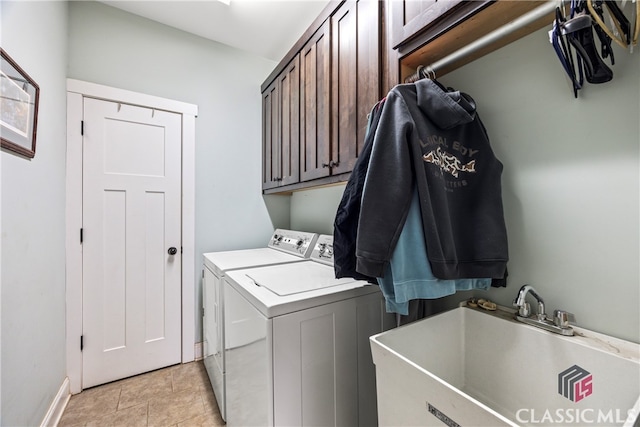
top-left (41, 377), bottom-right (70, 427)
top-left (194, 341), bottom-right (203, 361)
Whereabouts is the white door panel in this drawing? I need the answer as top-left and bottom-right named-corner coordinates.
top-left (82, 98), bottom-right (182, 388)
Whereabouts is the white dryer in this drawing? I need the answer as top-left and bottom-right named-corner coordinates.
top-left (223, 235), bottom-right (394, 427)
top-left (202, 229), bottom-right (318, 421)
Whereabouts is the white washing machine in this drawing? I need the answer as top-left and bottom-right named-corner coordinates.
top-left (223, 235), bottom-right (394, 427)
top-left (202, 229), bottom-right (318, 421)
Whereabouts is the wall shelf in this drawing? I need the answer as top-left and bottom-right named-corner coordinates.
top-left (398, 1), bottom-right (555, 81)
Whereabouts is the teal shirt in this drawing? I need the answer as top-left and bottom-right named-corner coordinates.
top-left (378, 187), bottom-right (491, 315)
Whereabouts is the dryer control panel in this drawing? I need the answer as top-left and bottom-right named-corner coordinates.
top-left (268, 229), bottom-right (318, 258)
top-left (310, 234), bottom-right (335, 266)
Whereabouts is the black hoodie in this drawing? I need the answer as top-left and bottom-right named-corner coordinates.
top-left (355, 79), bottom-right (508, 282)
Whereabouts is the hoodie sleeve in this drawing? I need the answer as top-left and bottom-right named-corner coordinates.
top-left (355, 89), bottom-right (415, 278)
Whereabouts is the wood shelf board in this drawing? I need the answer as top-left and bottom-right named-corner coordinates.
top-left (263, 172), bottom-right (351, 195)
top-left (400, 1), bottom-right (554, 80)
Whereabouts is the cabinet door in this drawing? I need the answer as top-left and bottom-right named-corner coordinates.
top-left (262, 80), bottom-right (280, 190)
top-left (391, 0), bottom-right (465, 49)
top-left (331, 0), bottom-right (380, 176)
top-left (300, 20), bottom-right (331, 182)
top-left (272, 298), bottom-right (358, 426)
top-left (278, 55), bottom-right (301, 186)
top-left (262, 56), bottom-right (301, 190)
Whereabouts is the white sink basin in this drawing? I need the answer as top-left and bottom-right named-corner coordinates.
top-left (370, 306), bottom-right (640, 427)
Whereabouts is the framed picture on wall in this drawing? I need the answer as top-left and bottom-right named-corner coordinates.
top-left (0, 48), bottom-right (40, 159)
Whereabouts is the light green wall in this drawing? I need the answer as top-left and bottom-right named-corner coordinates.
top-left (290, 184), bottom-right (346, 234)
top-left (67, 1), bottom-right (290, 341)
top-left (442, 26), bottom-right (639, 343)
top-left (291, 26), bottom-right (640, 343)
top-left (1, 1), bottom-right (69, 425)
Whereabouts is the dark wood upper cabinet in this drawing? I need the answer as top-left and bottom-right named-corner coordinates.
top-left (300, 21), bottom-right (332, 182)
top-left (390, 0), bottom-right (494, 58)
top-left (262, 55), bottom-right (301, 190)
top-left (331, 0), bottom-right (380, 176)
top-left (278, 55), bottom-right (301, 186)
top-left (262, 79), bottom-right (280, 190)
top-left (391, 0), bottom-right (466, 49)
top-left (300, 0), bottom-right (381, 182)
top-left (262, 0), bottom-right (381, 193)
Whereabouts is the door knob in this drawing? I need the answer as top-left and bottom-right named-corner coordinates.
top-left (168, 247), bottom-right (178, 255)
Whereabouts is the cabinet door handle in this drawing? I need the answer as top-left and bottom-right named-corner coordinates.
top-left (322, 161), bottom-right (340, 168)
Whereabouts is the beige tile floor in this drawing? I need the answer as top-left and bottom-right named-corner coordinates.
top-left (58, 361), bottom-right (224, 427)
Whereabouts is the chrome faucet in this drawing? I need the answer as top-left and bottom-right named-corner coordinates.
top-left (513, 284), bottom-right (574, 336)
top-left (513, 284), bottom-right (546, 321)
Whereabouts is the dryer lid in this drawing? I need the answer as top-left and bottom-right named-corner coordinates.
top-left (244, 262), bottom-right (357, 296)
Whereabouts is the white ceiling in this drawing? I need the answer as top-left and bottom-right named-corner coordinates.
top-left (98, 0), bottom-right (331, 62)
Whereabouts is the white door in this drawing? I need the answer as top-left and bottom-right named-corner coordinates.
top-left (82, 98), bottom-right (182, 388)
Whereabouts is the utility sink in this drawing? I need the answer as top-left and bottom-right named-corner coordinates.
top-left (370, 306), bottom-right (640, 427)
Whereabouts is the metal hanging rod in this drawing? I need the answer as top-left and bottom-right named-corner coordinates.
top-left (425, 0), bottom-right (560, 76)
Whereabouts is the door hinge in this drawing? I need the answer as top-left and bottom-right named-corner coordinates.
top-left (80, 228), bottom-right (83, 244)
top-left (80, 335), bottom-right (84, 351)
top-left (81, 120), bottom-right (84, 136)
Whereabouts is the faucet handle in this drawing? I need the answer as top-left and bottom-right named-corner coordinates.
top-left (518, 302), bottom-right (531, 317)
top-left (536, 301), bottom-right (546, 321)
top-left (553, 310), bottom-right (575, 328)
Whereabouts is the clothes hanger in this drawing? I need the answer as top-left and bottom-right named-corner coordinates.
top-left (587, 0), bottom-right (630, 49)
top-left (404, 65), bottom-right (425, 83)
top-left (551, 33), bottom-right (582, 97)
top-left (565, 0), bottom-right (614, 84)
top-left (591, 0), bottom-right (632, 46)
top-left (591, 13), bottom-right (616, 64)
top-left (569, 0), bottom-right (616, 64)
top-left (604, 0), bottom-right (631, 44)
top-left (566, 25), bottom-right (614, 83)
top-left (551, 4), bottom-right (584, 96)
top-left (404, 64), bottom-right (440, 85)
top-left (560, 1), bottom-right (592, 35)
top-left (633, 0), bottom-right (640, 46)
top-left (425, 66), bottom-right (436, 80)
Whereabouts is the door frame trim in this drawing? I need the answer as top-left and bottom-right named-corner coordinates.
top-left (65, 79), bottom-right (198, 394)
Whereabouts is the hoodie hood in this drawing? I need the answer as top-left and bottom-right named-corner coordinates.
top-left (415, 79), bottom-right (476, 129)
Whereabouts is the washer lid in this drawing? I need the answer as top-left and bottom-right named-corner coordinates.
top-left (203, 248), bottom-right (307, 275)
top-left (244, 262), bottom-right (356, 296)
